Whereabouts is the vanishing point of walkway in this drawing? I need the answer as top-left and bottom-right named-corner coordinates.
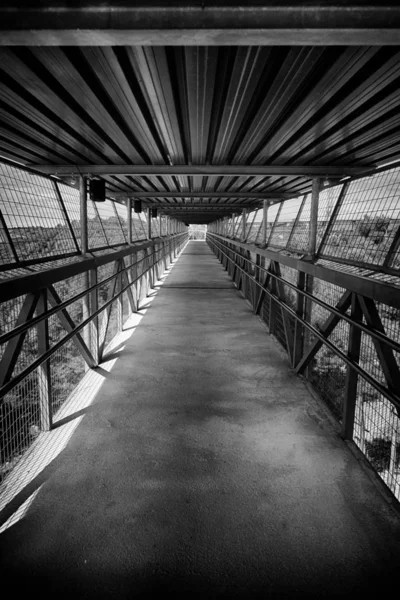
top-left (1, 241), bottom-right (399, 598)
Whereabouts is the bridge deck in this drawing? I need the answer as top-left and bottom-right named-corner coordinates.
top-left (1, 241), bottom-right (399, 598)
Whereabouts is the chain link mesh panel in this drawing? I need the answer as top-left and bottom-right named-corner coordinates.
top-left (269, 197), bottom-right (304, 249)
top-left (320, 169), bottom-right (400, 267)
top-left (0, 164), bottom-right (77, 263)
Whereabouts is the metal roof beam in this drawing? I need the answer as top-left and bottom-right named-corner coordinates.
top-left (33, 165), bottom-right (366, 177)
top-left (112, 192), bottom-right (291, 199)
top-left (1, 5), bottom-right (400, 46)
top-left (149, 206), bottom-right (257, 210)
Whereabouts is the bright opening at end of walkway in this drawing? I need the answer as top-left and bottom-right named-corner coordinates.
top-left (0, 241), bottom-right (399, 599)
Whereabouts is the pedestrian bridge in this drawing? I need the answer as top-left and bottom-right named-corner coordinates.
top-left (0, 237), bottom-right (400, 598)
top-left (1, 4), bottom-right (400, 596)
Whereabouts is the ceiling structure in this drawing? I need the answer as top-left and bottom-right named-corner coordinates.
top-left (1, 3), bottom-right (400, 223)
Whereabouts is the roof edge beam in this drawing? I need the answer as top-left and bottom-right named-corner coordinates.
top-left (3, 29), bottom-right (400, 46)
top-left (32, 165), bottom-right (367, 177)
top-left (1, 5), bottom-right (400, 46)
top-left (111, 192), bottom-right (291, 199)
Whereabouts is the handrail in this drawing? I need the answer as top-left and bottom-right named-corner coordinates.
top-left (208, 234), bottom-right (400, 355)
top-left (0, 234), bottom-right (189, 401)
top-left (0, 233), bottom-right (187, 303)
top-left (207, 234), bottom-right (400, 413)
top-left (207, 233), bottom-right (400, 309)
top-left (0, 238), bottom-right (174, 346)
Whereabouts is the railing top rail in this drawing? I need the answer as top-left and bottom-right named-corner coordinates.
top-left (207, 232), bottom-right (400, 309)
top-left (0, 233), bottom-right (187, 303)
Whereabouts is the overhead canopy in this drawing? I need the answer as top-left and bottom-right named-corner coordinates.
top-left (1, 3), bottom-right (400, 223)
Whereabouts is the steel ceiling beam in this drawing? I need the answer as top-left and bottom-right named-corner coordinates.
top-left (1, 5), bottom-right (400, 46)
top-left (112, 191), bottom-right (291, 199)
top-left (146, 206), bottom-right (258, 210)
top-left (34, 165), bottom-right (366, 177)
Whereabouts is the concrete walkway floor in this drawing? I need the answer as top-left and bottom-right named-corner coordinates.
top-left (1, 241), bottom-right (400, 599)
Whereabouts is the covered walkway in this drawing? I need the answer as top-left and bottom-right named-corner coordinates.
top-left (1, 241), bottom-right (399, 598)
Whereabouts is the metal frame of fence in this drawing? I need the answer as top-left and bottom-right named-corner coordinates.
top-left (207, 161), bottom-right (400, 505)
top-left (207, 231), bottom-right (400, 502)
top-left (0, 233), bottom-right (187, 483)
top-left (2, 155), bottom-right (400, 508)
top-left (210, 165), bottom-right (400, 275)
top-left (0, 159), bottom-right (188, 492)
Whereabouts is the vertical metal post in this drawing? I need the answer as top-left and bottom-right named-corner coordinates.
top-left (125, 197), bottom-right (138, 313)
top-left (36, 290), bottom-right (52, 431)
top-left (80, 176), bottom-right (93, 370)
top-left (89, 268), bottom-right (99, 365)
top-left (309, 177), bottom-right (321, 258)
top-left (147, 207), bottom-right (152, 240)
top-left (80, 176), bottom-right (88, 255)
top-left (303, 178), bottom-right (321, 365)
top-left (262, 200), bottom-right (269, 247)
top-left (241, 209), bottom-right (247, 241)
top-left (117, 260), bottom-right (123, 332)
top-left (342, 293), bottom-right (362, 440)
top-left (389, 412), bottom-right (399, 481)
top-left (269, 264), bottom-right (277, 335)
top-left (159, 213), bottom-right (163, 237)
top-left (127, 198), bottom-right (133, 244)
top-left (293, 271), bottom-right (306, 368)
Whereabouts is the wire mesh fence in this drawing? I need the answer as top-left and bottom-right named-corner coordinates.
top-left (57, 182), bottom-right (81, 250)
top-left (1, 234), bottom-right (187, 495)
top-left (0, 163), bottom-right (78, 264)
top-left (355, 379), bottom-right (400, 498)
top-left (246, 209), bottom-right (263, 242)
top-left (0, 367), bottom-right (41, 485)
top-left (320, 169), bottom-right (400, 268)
top-left (211, 168), bottom-right (400, 274)
top-left (96, 200), bottom-right (126, 246)
top-left (208, 233), bottom-right (400, 501)
top-left (0, 158), bottom-right (187, 503)
top-left (269, 196), bottom-right (304, 249)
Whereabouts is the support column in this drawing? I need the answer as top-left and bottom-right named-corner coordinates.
top-left (125, 198), bottom-right (139, 313)
top-left (262, 200), bottom-right (269, 247)
top-left (309, 177), bottom-right (321, 258)
top-left (342, 294), bottom-right (362, 440)
top-left (293, 271), bottom-right (306, 369)
top-left (147, 207), bottom-right (152, 239)
top-left (241, 209), bottom-right (247, 241)
top-left (89, 268), bottom-right (99, 365)
top-left (36, 290), bottom-right (52, 431)
top-left (303, 177), bottom-right (321, 364)
top-left (80, 176), bottom-right (92, 371)
top-left (80, 176), bottom-right (88, 255)
top-left (127, 198), bottom-right (132, 244)
top-left (117, 260), bottom-right (123, 332)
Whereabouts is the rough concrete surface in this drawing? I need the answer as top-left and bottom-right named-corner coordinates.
top-left (1, 241), bottom-right (399, 599)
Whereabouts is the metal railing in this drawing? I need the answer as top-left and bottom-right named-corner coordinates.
top-left (210, 164), bottom-right (400, 276)
top-left (207, 232), bottom-right (400, 502)
top-left (0, 157), bottom-right (189, 497)
top-left (0, 233), bottom-right (188, 489)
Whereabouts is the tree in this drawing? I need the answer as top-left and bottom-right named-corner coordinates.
top-left (358, 214), bottom-right (390, 240)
